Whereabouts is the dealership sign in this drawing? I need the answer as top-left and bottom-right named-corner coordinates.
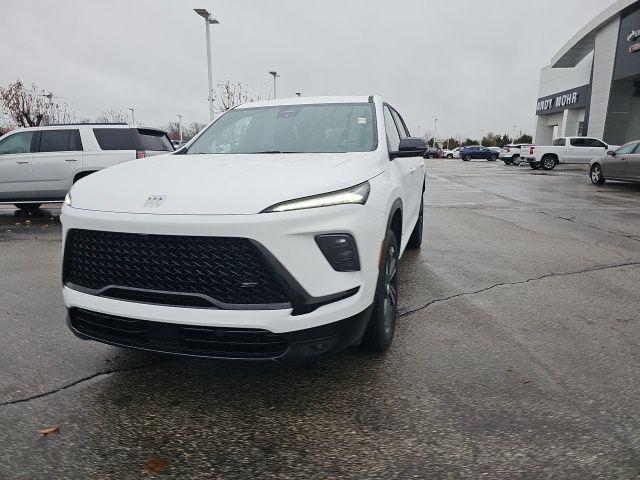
top-left (536, 85), bottom-right (588, 115)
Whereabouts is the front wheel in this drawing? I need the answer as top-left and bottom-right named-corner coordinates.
top-left (488, 155), bottom-right (498, 162)
top-left (590, 164), bottom-right (606, 185)
top-left (463, 155), bottom-right (471, 161)
top-left (512, 155), bottom-right (521, 166)
top-left (446, 154), bottom-right (453, 159)
top-left (362, 230), bottom-right (399, 353)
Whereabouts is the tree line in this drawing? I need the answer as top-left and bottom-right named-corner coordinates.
top-left (0, 78), bottom-right (533, 146)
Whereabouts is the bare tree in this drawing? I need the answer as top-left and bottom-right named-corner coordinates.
top-left (214, 81), bottom-right (260, 113)
top-left (0, 79), bottom-right (49, 127)
top-left (164, 121), bottom-right (181, 140)
top-left (185, 122), bottom-right (207, 140)
top-left (95, 109), bottom-right (127, 124)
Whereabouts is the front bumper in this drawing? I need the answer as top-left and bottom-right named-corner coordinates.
top-left (67, 305), bottom-right (373, 362)
top-left (61, 204), bottom-right (386, 335)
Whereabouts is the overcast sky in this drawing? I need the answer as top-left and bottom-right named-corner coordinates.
top-left (1, 0), bottom-right (617, 139)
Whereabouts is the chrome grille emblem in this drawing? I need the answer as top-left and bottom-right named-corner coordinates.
top-left (144, 195), bottom-right (166, 208)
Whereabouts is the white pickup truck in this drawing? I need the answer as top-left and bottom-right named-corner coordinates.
top-left (521, 136), bottom-right (617, 171)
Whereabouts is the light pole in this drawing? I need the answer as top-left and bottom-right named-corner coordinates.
top-left (269, 71), bottom-right (279, 99)
top-left (295, 92), bottom-right (301, 97)
top-left (195, 9), bottom-right (220, 120)
top-left (177, 114), bottom-right (183, 142)
top-left (480, 129), bottom-right (485, 146)
top-left (417, 124), bottom-right (421, 137)
top-left (512, 125), bottom-right (518, 142)
top-left (433, 118), bottom-right (438, 148)
top-left (127, 107), bottom-right (136, 125)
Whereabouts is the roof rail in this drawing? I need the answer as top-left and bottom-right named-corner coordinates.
top-left (42, 122), bottom-right (129, 126)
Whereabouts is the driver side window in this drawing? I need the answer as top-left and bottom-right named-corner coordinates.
top-left (0, 131), bottom-right (34, 155)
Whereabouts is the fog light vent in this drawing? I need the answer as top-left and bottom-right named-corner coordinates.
top-left (315, 234), bottom-right (360, 272)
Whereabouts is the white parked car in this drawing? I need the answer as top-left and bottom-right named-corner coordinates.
top-left (0, 124), bottom-right (174, 212)
top-left (441, 149), bottom-right (454, 158)
top-left (521, 136), bottom-right (618, 170)
top-left (61, 96), bottom-right (427, 361)
top-left (499, 144), bottom-right (531, 165)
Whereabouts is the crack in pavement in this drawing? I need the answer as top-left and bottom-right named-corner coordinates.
top-left (0, 359), bottom-right (172, 407)
top-left (398, 261), bottom-right (640, 319)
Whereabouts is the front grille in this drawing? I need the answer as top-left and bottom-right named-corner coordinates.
top-left (69, 308), bottom-right (289, 359)
top-left (63, 229), bottom-right (290, 308)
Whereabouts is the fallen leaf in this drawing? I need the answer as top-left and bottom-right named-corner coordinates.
top-left (38, 425), bottom-right (60, 435)
top-left (144, 457), bottom-right (167, 476)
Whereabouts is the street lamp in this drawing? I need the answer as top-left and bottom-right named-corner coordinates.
top-left (269, 71), bottom-right (280, 99)
top-left (417, 124), bottom-right (421, 137)
top-left (177, 114), bottom-right (183, 142)
top-left (513, 125), bottom-right (518, 141)
top-left (194, 9), bottom-right (220, 120)
top-left (433, 118), bottom-right (438, 148)
top-left (295, 92), bottom-right (301, 97)
top-left (127, 107), bottom-right (136, 125)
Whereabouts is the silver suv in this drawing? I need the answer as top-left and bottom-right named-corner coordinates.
top-left (0, 124), bottom-right (173, 212)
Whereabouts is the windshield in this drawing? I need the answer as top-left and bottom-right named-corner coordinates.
top-left (186, 103), bottom-right (377, 154)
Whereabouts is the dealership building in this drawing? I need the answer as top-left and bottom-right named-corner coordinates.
top-left (533, 0), bottom-right (640, 145)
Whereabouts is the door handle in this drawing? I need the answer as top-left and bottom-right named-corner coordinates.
top-left (65, 159), bottom-right (78, 162)
top-left (409, 167), bottom-right (417, 174)
top-left (16, 161), bottom-right (29, 164)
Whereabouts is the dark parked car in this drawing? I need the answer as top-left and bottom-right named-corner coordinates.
top-left (460, 146), bottom-right (499, 162)
top-left (423, 147), bottom-right (440, 159)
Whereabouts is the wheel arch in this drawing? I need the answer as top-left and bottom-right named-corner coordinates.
top-left (386, 198), bottom-right (403, 247)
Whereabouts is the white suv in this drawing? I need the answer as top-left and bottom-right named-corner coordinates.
top-left (61, 96), bottom-right (426, 361)
top-left (0, 124), bottom-right (173, 212)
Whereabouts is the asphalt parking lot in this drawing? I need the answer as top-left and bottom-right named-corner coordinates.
top-left (1, 158), bottom-right (640, 479)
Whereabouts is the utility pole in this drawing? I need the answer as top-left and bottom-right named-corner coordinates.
top-left (127, 107), bottom-right (136, 125)
top-left (269, 71), bottom-right (280, 99)
top-left (433, 118), bottom-right (438, 148)
top-left (194, 9), bottom-right (220, 120)
top-left (177, 114), bottom-right (183, 142)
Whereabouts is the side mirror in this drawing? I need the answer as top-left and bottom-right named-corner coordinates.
top-left (390, 137), bottom-right (428, 159)
top-left (607, 150), bottom-right (616, 157)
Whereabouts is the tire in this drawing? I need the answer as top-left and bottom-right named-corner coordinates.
top-left (541, 155), bottom-right (557, 170)
top-left (406, 196), bottom-right (424, 250)
top-left (512, 155), bottom-right (521, 166)
top-left (15, 203), bottom-right (42, 212)
top-left (488, 155), bottom-right (498, 162)
top-left (362, 230), bottom-right (399, 353)
top-left (463, 155), bottom-right (471, 161)
top-left (503, 160), bottom-right (512, 165)
top-left (530, 163), bottom-right (541, 170)
top-left (446, 154), bottom-right (453, 159)
top-left (590, 164), bottom-right (606, 185)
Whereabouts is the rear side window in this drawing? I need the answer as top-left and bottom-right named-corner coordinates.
top-left (136, 129), bottom-right (174, 152)
top-left (93, 128), bottom-right (136, 150)
top-left (39, 129), bottom-right (82, 152)
top-left (0, 131), bottom-right (34, 154)
top-left (570, 138), bottom-right (587, 147)
top-left (586, 138), bottom-right (606, 148)
top-left (553, 138), bottom-right (566, 146)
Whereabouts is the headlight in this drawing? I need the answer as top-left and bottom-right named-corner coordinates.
top-left (261, 182), bottom-right (370, 213)
top-left (64, 192), bottom-right (72, 206)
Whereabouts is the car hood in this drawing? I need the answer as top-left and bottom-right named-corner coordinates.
top-left (70, 153), bottom-right (383, 215)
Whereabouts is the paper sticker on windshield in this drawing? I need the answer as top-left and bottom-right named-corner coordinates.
top-left (357, 117), bottom-right (367, 124)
